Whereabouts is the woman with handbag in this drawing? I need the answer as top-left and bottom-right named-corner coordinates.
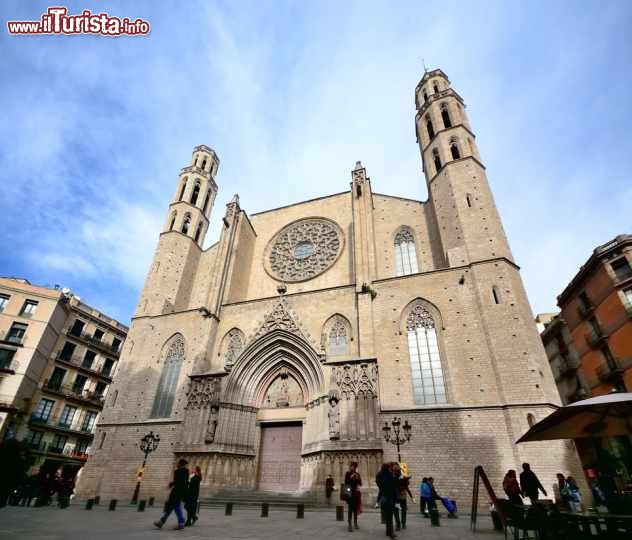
top-left (343, 462), bottom-right (362, 532)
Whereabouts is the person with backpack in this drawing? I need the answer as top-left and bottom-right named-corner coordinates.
top-left (420, 477), bottom-right (431, 517)
top-left (154, 459), bottom-right (189, 530)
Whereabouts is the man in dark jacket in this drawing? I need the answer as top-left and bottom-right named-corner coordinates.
top-left (519, 463), bottom-right (547, 504)
top-left (376, 463), bottom-right (399, 539)
top-left (154, 459), bottom-right (189, 530)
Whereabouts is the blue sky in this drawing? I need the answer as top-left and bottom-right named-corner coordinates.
top-left (1, 0), bottom-right (631, 324)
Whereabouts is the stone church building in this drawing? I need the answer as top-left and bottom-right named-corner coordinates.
top-left (77, 69), bottom-right (583, 505)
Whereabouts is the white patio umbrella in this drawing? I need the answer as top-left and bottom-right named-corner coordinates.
top-left (517, 393), bottom-right (632, 443)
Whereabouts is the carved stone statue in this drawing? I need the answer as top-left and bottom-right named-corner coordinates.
top-left (206, 404), bottom-right (219, 443)
top-left (328, 396), bottom-right (340, 440)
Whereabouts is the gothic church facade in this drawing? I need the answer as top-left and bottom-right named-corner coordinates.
top-left (77, 69), bottom-right (583, 505)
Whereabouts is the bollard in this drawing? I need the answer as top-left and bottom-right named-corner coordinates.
top-left (148, 497), bottom-right (155, 507)
top-left (336, 505), bottom-right (344, 522)
top-left (297, 504), bottom-right (304, 519)
top-left (85, 499), bottom-right (94, 510)
top-left (94, 496), bottom-right (100, 505)
top-left (109, 499), bottom-right (117, 511)
top-left (138, 500), bottom-right (147, 512)
top-left (261, 502), bottom-right (269, 517)
top-left (430, 506), bottom-right (440, 527)
top-left (225, 502), bottom-right (233, 516)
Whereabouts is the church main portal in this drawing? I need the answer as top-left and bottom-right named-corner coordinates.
top-left (257, 422), bottom-right (302, 492)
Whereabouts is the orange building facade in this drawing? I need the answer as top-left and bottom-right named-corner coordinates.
top-left (541, 234), bottom-right (632, 485)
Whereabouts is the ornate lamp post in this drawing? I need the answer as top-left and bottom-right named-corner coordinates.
top-left (131, 431), bottom-right (160, 504)
top-left (382, 417), bottom-right (412, 462)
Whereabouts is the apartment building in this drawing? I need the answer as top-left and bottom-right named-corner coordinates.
top-left (0, 277), bottom-right (127, 479)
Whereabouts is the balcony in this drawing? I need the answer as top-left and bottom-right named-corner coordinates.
top-left (595, 362), bottom-right (625, 384)
top-left (42, 379), bottom-right (105, 409)
top-left (558, 355), bottom-right (581, 377)
top-left (54, 353), bottom-right (114, 382)
top-left (28, 413), bottom-right (96, 438)
top-left (0, 330), bottom-right (24, 346)
top-left (568, 387), bottom-right (590, 403)
top-left (66, 329), bottom-right (121, 358)
top-left (585, 327), bottom-right (608, 348)
top-left (624, 300), bottom-right (632, 319)
top-left (23, 440), bottom-right (89, 460)
top-left (0, 357), bottom-right (18, 374)
top-left (577, 302), bottom-right (595, 318)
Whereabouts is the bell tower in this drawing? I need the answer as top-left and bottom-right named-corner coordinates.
top-left (136, 145), bottom-right (220, 316)
top-left (415, 69), bottom-right (512, 267)
top-left (165, 145), bottom-right (219, 246)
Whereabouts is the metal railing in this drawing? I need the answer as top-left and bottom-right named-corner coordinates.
top-left (585, 326), bottom-right (607, 348)
top-left (577, 302), bottom-right (594, 318)
top-left (595, 361), bottom-right (625, 383)
top-left (42, 379), bottom-right (105, 407)
top-left (23, 439), bottom-right (89, 460)
top-left (29, 412), bottom-right (97, 435)
top-left (0, 358), bottom-right (18, 373)
top-left (0, 330), bottom-right (24, 345)
top-left (66, 327), bottom-right (121, 357)
top-left (54, 353), bottom-right (114, 379)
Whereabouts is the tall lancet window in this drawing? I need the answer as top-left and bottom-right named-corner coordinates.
top-left (326, 316), bottom-right (350, 357)
top-left (394, 227), bottom-right (419, 276)
top-left (407, 305), bottom-right (446, 405)
top-left (150, 335), bottom-right (185, 418)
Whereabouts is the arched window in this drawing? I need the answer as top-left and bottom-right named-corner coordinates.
top-left (466, 193), bottom-right (473, 208)
top-left (406, 304), bottom-right (446, 405)
top-left (181, 214), bottom-right (191, 235)
top-left (223, 328), bottom-right (244, 370)
top-left (111, 389), bottom-right (118, 406)
top-left (179, 178), bottom-right (188, 201)
top-left (202, 158), bottom-right (207, 170)
top-left (394, 227), bottom-right (419, 276)
top-left (433, 149), bottom-right (442, 173)
top-left (433, 82), bottom-right (439, 94)
top-left (527, 413), bottom-right (536, 427)
top-left (441, 104), bottom-right (452, 128)
top-left (194, 157), bottom-right (198, 167)
top-left (190, 182), bottom-right (200, 206)
top-left (202, 190), bottom-right (212, 214)
top-left (324, 315), bottom-right (350, 357)
top-left (450, 138), bottom-right (461, 160)
top-left (426, 117), bottom-right (435, 140)
top-left (150, 335), bottom-right (185, 418)
top-left (194, 223), bottom-right (203, 243)
top-left (169, 212), bottom-right (177, 231)
top-left (423, 90), bottom-right (428, 102)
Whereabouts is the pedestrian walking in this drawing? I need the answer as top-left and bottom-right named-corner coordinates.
top-left (376, 463), bottom-right (398, 539)
top-left (420, 477), bottom-right (431, 517)
top-left (185, 466), bottom-right (202, 526)
top-left (429, 477), bottom-right (457, 518)
top-left (563, 476), bottom-right (582, 513)
top-left (503, 470), bottom-right (523, 506)
top-left (154, 458), bottom-right (189, 530)
top-left (519, 463), bottom-right (547, 504)
top-left (343, 462), bottom-right (362, 532)
top-left (393, 463), bottom-right (414, 531)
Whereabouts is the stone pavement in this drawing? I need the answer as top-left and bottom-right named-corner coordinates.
top-left (0, 504), bottom-right (503, 539)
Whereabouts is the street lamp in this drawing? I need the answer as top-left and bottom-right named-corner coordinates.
top-left (131, 431), bottom-right (160, 504)
top-left (382, 417), bottom-right (412, 462)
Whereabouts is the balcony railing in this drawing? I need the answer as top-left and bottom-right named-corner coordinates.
top-left (558, 355), bottom-right (581, 377)
top-left (29, 412), bottom-right (96, 436)
top-left (585, 327), bottom-right (608, 348)
top-left (22, 440), bottom-right (89, 460)
top-left (54, 353), bottom-right (114, 380)
top-left (42, 379), bottom-right (105, 408)
top-left (568, 387), bottom-right (590, 403)
top-left (0, 330), bottom-right (24, 345)
top-left (0, 358), bottom-right (18, 374)
top-left (595, 362), bottom-right (625, 384)
top-left (577, 302), bottom-right (594, 318)
top-left (624, 300), bottom-right (632, 319)
top-left (66, 325), bottom-right (121, 356)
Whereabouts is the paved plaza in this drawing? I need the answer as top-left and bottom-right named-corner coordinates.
top-left (0, 505), bottom-right (501, 540)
